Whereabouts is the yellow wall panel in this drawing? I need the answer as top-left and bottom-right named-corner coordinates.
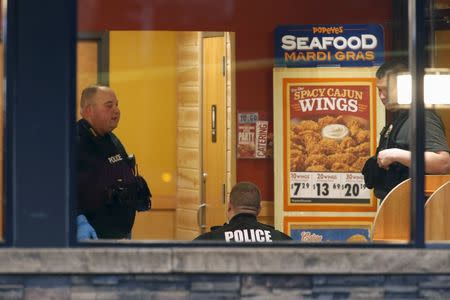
top-left (132, 210), bottom-right (175, 240)
top-left (176, 228), bottom-right (199, 241)
top-left (109, 31), bottom-right (177, 198)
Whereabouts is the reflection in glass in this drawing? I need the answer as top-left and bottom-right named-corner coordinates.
top-left (387, 70), bottom-right (450, 107)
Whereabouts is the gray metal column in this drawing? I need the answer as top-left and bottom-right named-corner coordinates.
top-left (5, 0), bottom-right (77, 246)
top-left (409, 0), bottom-right (426, 247)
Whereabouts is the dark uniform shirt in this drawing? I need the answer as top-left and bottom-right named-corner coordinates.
top-left (77, 119), bottom-right (136, 239)
top-left (373, 110), bottom-right (450, 199)
top-left (194, 213), bottom-right (292, 242)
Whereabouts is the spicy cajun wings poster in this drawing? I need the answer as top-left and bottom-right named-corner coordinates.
top-left (273, 67), bottom-right (381, 234)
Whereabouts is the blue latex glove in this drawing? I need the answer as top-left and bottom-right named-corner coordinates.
top-left (77, 214), bottom-right (98, 241)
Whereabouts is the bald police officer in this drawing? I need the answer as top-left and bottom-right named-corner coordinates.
top-left (194, 182), bottom-right (292, 242)
top-left (77, 85), bottom-right (151, 240)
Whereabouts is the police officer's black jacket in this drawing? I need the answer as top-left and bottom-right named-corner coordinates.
top-left (194, 213), bottom-right (292, 242)
top-left (77, 119), bottom-right (136, 239)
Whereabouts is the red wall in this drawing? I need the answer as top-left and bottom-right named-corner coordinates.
top-left (78, 0), bottom-right (393, 201)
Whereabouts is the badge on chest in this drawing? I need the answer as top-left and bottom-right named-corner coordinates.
top-left (108, 154), bottom-right (123, 164)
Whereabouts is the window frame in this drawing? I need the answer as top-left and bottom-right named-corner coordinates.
top-left (3, 0), bottom-right (77, 247)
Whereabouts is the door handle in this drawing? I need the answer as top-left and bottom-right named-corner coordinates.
top-left (222, 183), bottom-right (226, 204)
top-left (211, 105), bottom-right (217, 143)
top-left (197, 203), bottom-right (207, 230)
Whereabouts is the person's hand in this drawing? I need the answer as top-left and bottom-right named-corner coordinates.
top-left (377, 148), bottom-right (400, 169)
top-left (76, 214), bottom-right (98, 241)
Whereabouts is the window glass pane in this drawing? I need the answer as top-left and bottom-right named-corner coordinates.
top-left (77, 1), bottom-right (448, 246)
top-left (425, 0), bottom-right (450, 245)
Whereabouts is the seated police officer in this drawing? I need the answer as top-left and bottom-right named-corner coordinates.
top-left (194, 182), bottom-right (292, 242)
top-left (77, 85), bottom-right (151, 240)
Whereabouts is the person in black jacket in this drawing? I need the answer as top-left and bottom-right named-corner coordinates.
top-left (194, 182), bottom-right (292, 242)
top-left (77, 85), bottom-right (151, 240)
top-left (362, 60), bottom-right (450, 200)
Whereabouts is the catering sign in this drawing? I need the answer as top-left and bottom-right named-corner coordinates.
top-left (237, 112), bottom-right (273, 159)
top-left (275, 24), bottom-right (384, 67)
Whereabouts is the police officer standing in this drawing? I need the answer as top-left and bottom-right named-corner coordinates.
top-left (194, 182), bottom-right (292, 242)
top-left (77, 85), bottom-right (151, 240)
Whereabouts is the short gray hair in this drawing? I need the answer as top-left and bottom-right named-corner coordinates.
top-left (80, 85), bottom-right (110, 110)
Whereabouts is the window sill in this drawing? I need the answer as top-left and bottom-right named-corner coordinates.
top-left (0, 247), bottom-right (449, 274)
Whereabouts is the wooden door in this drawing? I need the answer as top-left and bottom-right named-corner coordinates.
top-left (202, 36), bottom-right (227, 232)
